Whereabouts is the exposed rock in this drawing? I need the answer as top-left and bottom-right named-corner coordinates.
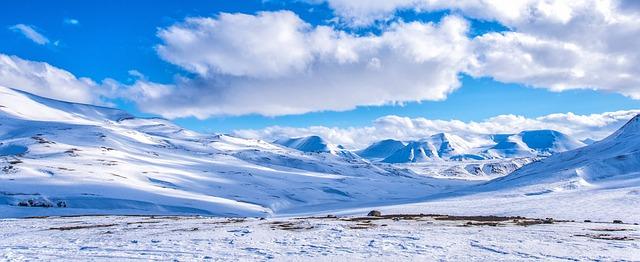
top-left (367, 210), bottom-right (382, 217)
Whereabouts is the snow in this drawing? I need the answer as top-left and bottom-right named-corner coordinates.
top-left (0, 86), bottom-right (639, 260)
top-left (0, 87), bottom-right (472, 218)
top-left (1, 215), bottom-right (638, 261)
top-left (0, 144), bottom-right (27, 156)
top-left (0, 85), bottom-right (130, 125)
top-left (380, 133), bottom-right (479, 163)
top-left (367, 130), bottom-right (584, 164)
top-left (1, 86), bottom-right (640, 260)
top-left (274, 135), bottom-right (337, 153)
top-left (484, 130), bottom-right (585, 158)
top-left (363, 115), bottom-right (640, 222)
top-left (355, 139), bottom-right (405, 160)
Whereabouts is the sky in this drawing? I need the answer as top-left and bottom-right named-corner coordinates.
top-left (1, 0), bottom-right (639, 148)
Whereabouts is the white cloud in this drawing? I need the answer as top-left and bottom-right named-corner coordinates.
top-left (234, 110), bottom-right (640, 149)
top-left (9, 24), bottom-right (50, 45)
top-left (467, 31), bottom-right (640, 98)
top-left (142, 11), bottom-right (471, 118)
top-left (133, 3), bottom-right (640, 118)
top-left (314, 0), bottom-right (640, 99)
top-left (157, 12), bottom-right (315, 78)
top-left (64, 18), bottom-right (80, 25)
top-left (0, 54), bottom-right (108, 104)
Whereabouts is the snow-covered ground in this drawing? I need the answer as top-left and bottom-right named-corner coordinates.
top-left (396, 157), bottom-right (536, 180)
top-left (1, 86), bottom-right (640, 260)
top-left (1, 215), bottom-right (638, 261)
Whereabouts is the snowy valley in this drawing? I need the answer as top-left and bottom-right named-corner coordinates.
top-left (0, 85), bottom-right (611, 218)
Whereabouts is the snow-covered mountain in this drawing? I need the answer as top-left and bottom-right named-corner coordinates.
top-left (485, 115), bottom-right (640, 191)
top-left (2, 85), bottom-right (635, 220)
top-left (0, 86), bottom-right (466, 218)
top-left (383, 141), bottom-right (440, 163)
top-left (274, 135), bottom-right (361, 159)
top-left (484, 130), bottom-right (585, 158)
top-left (381, 115), bottom-right (640, 221)
top-left (274, 135), bottom-right (336, 153)
top-left (380, 133), bottom-right (474, 163)
top-left (357, 130), bottom-right (584, 164)
top-left (355, 139), bottom-right (405, 160)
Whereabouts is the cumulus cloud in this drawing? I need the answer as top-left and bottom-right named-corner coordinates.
top-left (234, 110), bottom-right (640, 149)
top-left (124, 3), bottom-right (640, 118)
top-left (142, 11), bottom-right (471, 118)
top-left (9, 24), bottom-right (50, 45)
top-left (0, 54), bottom-right (111, 104)
top-left (312, 0), bottom-right (640, 99)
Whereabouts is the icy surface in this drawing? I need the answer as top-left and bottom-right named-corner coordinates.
top-left (1, 215), bottom-right (638, 261)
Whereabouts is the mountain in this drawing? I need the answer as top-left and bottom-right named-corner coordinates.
top-left (382, 141), bottom-right (441, 163)
top-left (381, 133), bottom-right (476, 163)
top-left (428, 133), bottom-right (473, 158)
top-left (0, 86), bottom-right (465, 218)
top-left (483, 130), bottom-right (585, 158)
top-left (582, 138), bottom-right (598, 145)
top-left (374, 116), bottom-right (640, 221)
top-left (374, 130), bottom-right (582, 164)
top-left (485, 115), bottom-right (640, 191)
top-left (355, 139), bottom-right (405, 160)
top-left (274, 135), bottom-right (336, 153)
top-left (274, 135), bottom-right (362, 160)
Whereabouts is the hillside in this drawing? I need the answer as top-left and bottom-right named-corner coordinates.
top-left (0, 86), bottom-right (467, 218)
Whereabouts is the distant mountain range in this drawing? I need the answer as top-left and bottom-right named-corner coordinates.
top-left (278, 130), bottom-right (585, 164)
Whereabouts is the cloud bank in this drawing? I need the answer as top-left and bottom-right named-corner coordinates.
top-left (234, 110), bottom-right (640, 149)
top-left (137, 11), bottom-right (471, 118)
top-left (4, 2), bottom-right (639, 120)
top-left (125, 1), bottom-right (640, 118)
top-left (321, 0), bottom-right (640, 97)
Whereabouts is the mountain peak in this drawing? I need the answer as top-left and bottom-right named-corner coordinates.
top-left (356, 139), bottom-right (406, 160)
top-left (603, 114), bottom-right (640, 141)
top-left (274, 135), bottom-right (335, 153)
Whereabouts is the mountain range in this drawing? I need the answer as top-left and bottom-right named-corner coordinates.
top-left (0, 85), bottom-right (638, 220)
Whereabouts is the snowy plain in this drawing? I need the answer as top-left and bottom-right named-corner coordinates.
top-left (1, 215), bottom-right (639, 261)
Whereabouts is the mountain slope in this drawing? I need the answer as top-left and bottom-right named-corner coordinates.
top-left (485, 115), bottom-right (640, 191)
top-left (0, 87), bottom-right (467, 218)
top-left (484, 130), bottom-right (585, 158)
top-left (274, 136), bottom-right (336, 153)
top-left (0, 85), bottom-right (130, 124)
top-left (378, 115), bottom-right (640, 221)
top-left (381, 133), bottom-right (478, 163)
top-left (356, 139), bottom-right (405, 160)
top-left (383, 141), bottom-right (440, 163)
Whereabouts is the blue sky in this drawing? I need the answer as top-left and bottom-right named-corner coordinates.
top-left (1, 0), bottom-right (639, 134)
